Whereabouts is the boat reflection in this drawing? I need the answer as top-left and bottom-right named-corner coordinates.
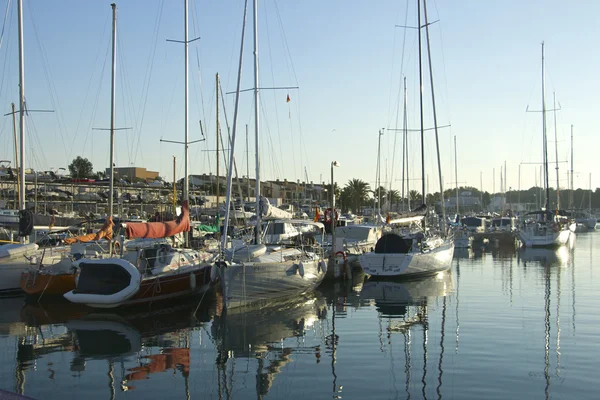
top-left (360, 271), bottom-right (454, 317)
top-left (517, 246), bottom-right (570, 268)
top-left (212, 291), bottom-right (327, 397)
top-left (15, 298), bottom-right (212, 397)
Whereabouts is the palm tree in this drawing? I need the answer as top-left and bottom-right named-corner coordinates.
top-left (409, 190), bottom-right (422, 204)
top-left (341, 179), bottom-right (371, 214)
top-left (388, 189), bottom-right (401, 210)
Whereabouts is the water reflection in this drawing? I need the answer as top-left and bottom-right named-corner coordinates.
top-left (14, 299), bottom-right (211, 398)
top-left (359, 272), bottom-right (454, 399)
top-left (360, 272), bottom-right (454, 317)
top-left (517, 247), bottom-right (570, 268)
top-left (212, 292), bottom-right (327, 398)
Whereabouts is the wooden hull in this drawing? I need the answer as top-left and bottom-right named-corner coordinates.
top-left (20, 271), bottom-right (77, 296)
top-left (121, 267), bottom-right (212, 308)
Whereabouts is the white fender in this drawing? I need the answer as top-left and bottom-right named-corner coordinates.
top-left (297, 262), bottom-right (305, 277)
top-left (319, 259), bottom-right (327, 274)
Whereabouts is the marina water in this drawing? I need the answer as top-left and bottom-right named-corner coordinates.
top-left (0, 231), bottom-right (597, 399)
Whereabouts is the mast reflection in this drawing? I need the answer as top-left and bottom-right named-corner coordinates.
top-left (360, 272), bottom-right (454, 399)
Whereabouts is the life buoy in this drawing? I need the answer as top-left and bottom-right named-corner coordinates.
top-left (324, 208), bottom-right (339, 223)
top-left (335, 251), bottom-right (347, 263)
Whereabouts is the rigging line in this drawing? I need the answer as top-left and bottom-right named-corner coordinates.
top-left (27, 2), bottom-right (70, 162)
top-left (432, 0), bottom-right (452, 125)
top-left (0, 0), bottom-right (10, 50)
top-left (272, 0), bottom-right (299, 86)
top-left (190, 0), bottom-right (207, 129)
top-left (133, 0), bottom-right (165, 166)
top-left (81, 41), bottom-right (110, 165)
top-left (117, 32), bottom-right (142, 166)
top-left (73, 13), bottom-right (110, 159)
top-left (0, 9), bottom-right (14, 119)
top-left (263, 2), bottom-right (290, 180)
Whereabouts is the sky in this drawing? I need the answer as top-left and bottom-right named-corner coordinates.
top-left (0, 0), bottom-right (598, 197)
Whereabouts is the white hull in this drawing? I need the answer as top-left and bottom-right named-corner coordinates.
top-left (0, 244), bottom-right (40, 295)
top-left (517, 228), bottom-right (571, 248)
top-left (358, 240), bottom-right (454, 278)
top-left (218, 254), bottom-right (326, 309)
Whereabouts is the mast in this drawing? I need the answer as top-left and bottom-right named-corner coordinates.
top-left (423, 0), bottom-right (447, 233)
top-left (246, 124), bottom-right (250, 202)
top-left (220, 0), bottom-right (248, 248)
top-left (108, 3), bottom-right (117, 221)
top-left (253, 0), bottom-right (261, 244)
top-left (183, 0), bottom-right (189, 207)
top-left (454, 135), bottom-right (458, 215)
top-left (377, 129), bottom-right (384, 216)
top-left (553, 92), bottom-right (560, 209)
top-left (417, 0), bottom-right (425, 205)
top-left (17, 0), bottom-right (25, 216)
top-left (570, 125), bottom-right (573, 208)
top-left (216, 73), bottom-right (220, 212)
top-left (541, 42), bottom-right (549, 211)
top-left (401, 77), bottom-right (408, 211)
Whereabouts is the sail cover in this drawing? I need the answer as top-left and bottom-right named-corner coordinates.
top-left (259, 197), bottom-right (293, 219)
top-left (64, 217), bottom-right (114, 245)
top-left (125, 201), bottom-right (190, 239)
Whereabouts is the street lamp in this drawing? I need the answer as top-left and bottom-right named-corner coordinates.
top-left (331, 160), bottom-right (340, 257)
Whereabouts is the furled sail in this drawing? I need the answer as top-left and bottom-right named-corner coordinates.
top-left (64, 217), bottom-right (114, 245)
top-left (125, 201), bottom-right (190, 239)
top-left (259, 196), bottom-right (293, 219)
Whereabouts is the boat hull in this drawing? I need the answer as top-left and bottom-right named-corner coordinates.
top-left (358, 240), bottom-right (454, 278)
top-left (218, 259), bottom-right (326, 309)
top-left (20, 270), bottom-right (77, 296)
top-left (64, 258), bottom-right (212, 308)
top-left (517, 228), bottom-right (571, 248)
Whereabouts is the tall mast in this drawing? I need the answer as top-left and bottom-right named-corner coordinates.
top-left (17, 0), bottom-right (25, 215)
top-left (454, 135), bottom-right (458, 215)
top-left (541, 42), bottom-right (549, 211)
top-left (221, 0), bottom-right (249, 248)
top-left (246, 124), bottom-right (250, 202)
top-left (216, 73), bottom-right (220, 211)
top-left (423, 0), bottom-right (446, 233)
top-left (253, 0), bottom-right (261, 244)
top-left (553, 92), bottom-right (560, 209)
top-left (570, 125), bottom-right (573, 208)
top-left (401, 77), bottom-right (408, 211)
top-left (108, 3), bottom-right (117, 221)
top-left (183, 0), bottom-right (189, 206)
top-left (417, 0), bottom-right (425, 205)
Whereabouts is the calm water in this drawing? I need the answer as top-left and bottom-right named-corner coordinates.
top-left (0, 231), bottom-right (598, 399)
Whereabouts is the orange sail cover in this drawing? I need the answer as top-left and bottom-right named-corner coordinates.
top-left (64, 217), bottom-right (114, 245)
top-left (125, 201), bottom-right (190, 239)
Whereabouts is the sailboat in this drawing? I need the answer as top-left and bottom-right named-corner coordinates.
top-left (63, 2), bottom-right (215, 308)
top-left (214, 0), bottom-right (326, 310)
top-left (358, 0), bottom-right (454, 278)
top-left (517, 43), bottom-right (572, 248)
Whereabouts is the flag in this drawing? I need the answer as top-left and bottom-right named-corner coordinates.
top-left (286, 94), bottom-right (291, 103)
top-left (314, 206), bottom-right (320, 222)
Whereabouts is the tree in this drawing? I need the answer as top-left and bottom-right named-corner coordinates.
top-left (68, 156), bottom-right (93, 179)
top-left (409, 190), bottom-right (422, 204)
top-left (340, 179), bottom-right (371, 214)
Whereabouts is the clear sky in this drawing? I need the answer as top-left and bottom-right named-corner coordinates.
top-left (0, 0), bottom-right (598, 196)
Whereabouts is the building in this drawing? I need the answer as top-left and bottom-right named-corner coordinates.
top-left (106, 167), bottom-right (159, 182)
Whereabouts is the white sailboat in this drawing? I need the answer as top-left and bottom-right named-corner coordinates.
top-left (215, 0), bottom-right (326, 309)
top-left (358, 0), bottom-right (454, 278)
top-left (517, 43), bottom-right (572, 248)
